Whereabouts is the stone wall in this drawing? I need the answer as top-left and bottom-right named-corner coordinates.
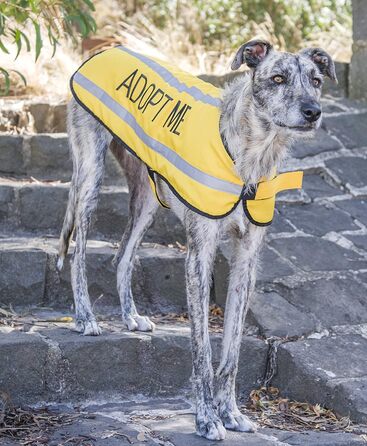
top-left (350, 0), bottom-right (367, 100)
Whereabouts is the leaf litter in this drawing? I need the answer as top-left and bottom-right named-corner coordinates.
top-left (152, 304), bottom-right (224, 332)
top-left (0, 305), bottom-right (73, 331)
top-left (0, 405), bottom-right (90, 445)
top-left (244, 386), bottom-right (367, 436)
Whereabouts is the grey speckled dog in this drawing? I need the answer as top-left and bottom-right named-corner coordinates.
top-left (57, 40), bottom-right (336, 441)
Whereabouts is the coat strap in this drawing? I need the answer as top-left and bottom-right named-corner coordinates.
top-left (255, 171), bottom-right (303, 200)
top-left (147, 167), bottom-right (171, 209)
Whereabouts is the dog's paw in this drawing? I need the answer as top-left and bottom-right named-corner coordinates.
top-left (75, 318), bottom-right (102, 336)
top-left (220, 408), bottom-right (257, 432)
top-left (123, 315), bottom-right (155, 332)
top-left (196, 417), bottom-right (226, 441)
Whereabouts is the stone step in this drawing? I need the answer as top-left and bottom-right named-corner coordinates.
top-left (0, 236), bottom-right (188, 312)
top-left (2, 232), bottom-right (364, 316)
top-left (0, 98), bottom-right (365, 184)
top-left (0, 100), bottom-right (67, 133)
top-left (1, 397), bottom-right (365, 446)
top-left (2, 314), bottom-right (367, 442)
top-left (0, 235), bottom-right (304, 313)
top-left (0, 129), bottom-right (342, 182)
top-left (1, 171), bottom-right (348, 244)
top-left (274, 332), bottom-right (367, 424)
top-left (0, 133), bottom-right (126, 184)
top-left (0, 178), bottom-right (184, 243)
top-left (0, 321), bottom-right (267, 406)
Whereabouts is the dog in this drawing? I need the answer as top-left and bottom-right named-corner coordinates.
top-left (57, 39), bottom-right (336, 441)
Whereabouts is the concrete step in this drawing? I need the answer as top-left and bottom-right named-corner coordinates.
top-left (0, 133), bottom-right (126, 184)
top-left (0, 178), bottom-right (185, 243)
top-left (0, 236), bottom-right (188, 312)
top-left (0, 321), bottom-right (267, 406)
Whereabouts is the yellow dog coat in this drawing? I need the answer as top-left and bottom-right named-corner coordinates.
top-left (71, 46), bottom-right (303, 225)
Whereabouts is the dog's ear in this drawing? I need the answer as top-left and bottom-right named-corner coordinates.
top-left (299, 48), bottom-right (338, 83)
top-left (231, 40), bottom-right (273, 71)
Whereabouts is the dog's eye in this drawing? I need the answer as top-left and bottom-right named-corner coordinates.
top-left (313, 77), bottom-right (322, 87)
top-left (272, 75), bottom-right (285, 84)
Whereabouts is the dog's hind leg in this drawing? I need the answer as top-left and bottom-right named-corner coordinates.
top-left (184, 214), bottom-right (226, 441)
top-left (111, 141), bottom-right (158, 331)
top-left (64, 100), bottom-right (111, 336)
top-left (215, 224), bottom-right (266, 432)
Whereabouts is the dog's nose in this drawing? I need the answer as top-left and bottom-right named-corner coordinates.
top-left (301, 102), bottom-right (321, 122)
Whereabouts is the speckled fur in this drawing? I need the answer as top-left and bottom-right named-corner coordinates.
top-left (57, 41), bottom-right (336, 440)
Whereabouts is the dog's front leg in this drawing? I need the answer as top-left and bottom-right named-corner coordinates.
top-left (185, 215), bottom-right (226, 441)
top-left (215, 224), bottom-right (266, 432)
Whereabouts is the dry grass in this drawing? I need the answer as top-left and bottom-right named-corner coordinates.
top-left (0, 36), bottom-right (80, 99)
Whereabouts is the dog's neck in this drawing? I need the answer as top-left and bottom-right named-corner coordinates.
top-left (220, 74), bottom-right (292, 185)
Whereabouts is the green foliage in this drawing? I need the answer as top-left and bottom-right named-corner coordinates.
top-left (123, 0), bottom-right (351, 52)
top-left (0, 0), bottom-right (96, 94)
top-left (193, 0), bottom-right (352, 51)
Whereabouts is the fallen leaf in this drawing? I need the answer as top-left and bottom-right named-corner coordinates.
top-left (278, 399), bottom-right (289, 412)
top-left (137, 432), bottom-right (146, 441)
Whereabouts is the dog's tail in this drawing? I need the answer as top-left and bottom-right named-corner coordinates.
top-left (57, 176), bottom-right (77, 271)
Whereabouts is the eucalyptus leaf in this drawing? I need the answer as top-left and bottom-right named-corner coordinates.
top-left (33, 20), bottom-right (42, 61)
top-left (20, 30), bottom-right (31, 52)
top-left (11, 69), bottom-right (27, 87)
top-left (0, 39), bottom-right (9, 54)
top-left (13, 28), bottom-right (22, 60)
top-left (0, 67), bottom-right (10, 96)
